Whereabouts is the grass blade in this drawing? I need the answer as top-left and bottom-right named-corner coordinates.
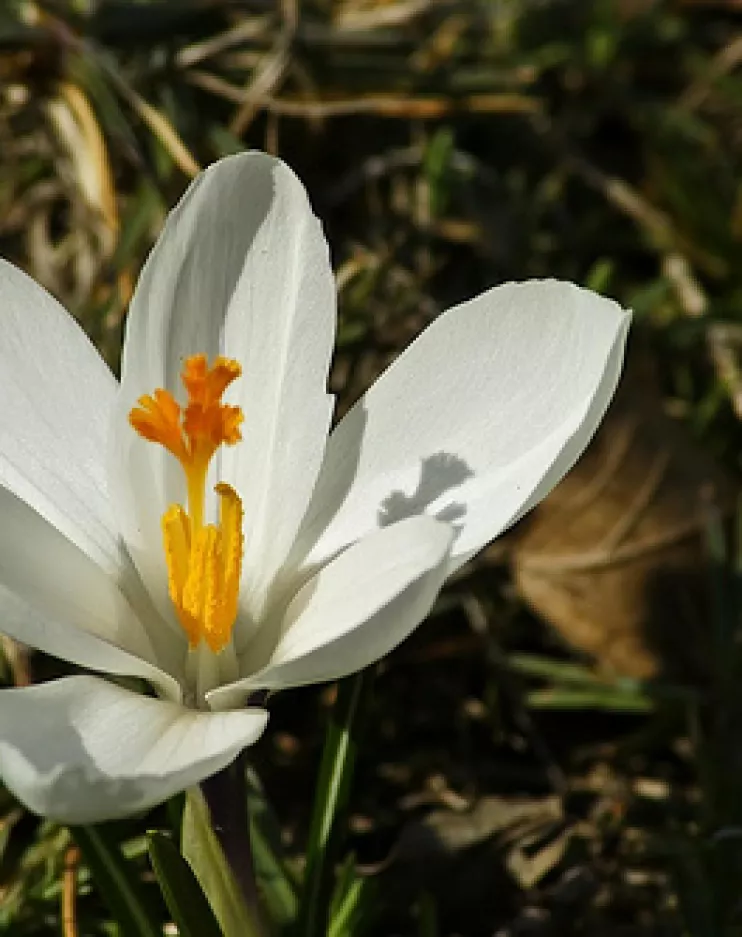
top-left (181, 787), bottom-right (261, 937)
top-left (295, 670), bottom-right (370, 937)
top-left (72, 824), bottom-right (162, 937)
top-left (247, 771), bottom-right (299, 931)
top-left (148, 830), bottom-right (222, 937)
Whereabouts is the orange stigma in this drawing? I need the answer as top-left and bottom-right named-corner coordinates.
top-left (129, 355), bottom-right (244, 652)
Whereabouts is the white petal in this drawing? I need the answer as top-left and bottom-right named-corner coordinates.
top-left (0, 485), bottom-right (181, 701)
top-left (0, 261), bottom-right (121, 572)
top-left (208, 516), bottom-right (453, 710)
top-left (113, 153), bottom-right (335, 628)
top-left (0, 676), bottom-right (268, 823)
top-left (293, 281), bottom-right (630, 572)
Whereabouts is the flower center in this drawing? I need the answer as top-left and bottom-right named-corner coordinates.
top-left (129, 354), bottom-right (244, 653)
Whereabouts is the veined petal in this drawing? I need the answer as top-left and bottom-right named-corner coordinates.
top-left (0, 587), bottom-right (180, 703)
top-left (0, 261), bottom-right (121, 573)
top-left (208, 516), bottom-right (453, 710)
top-left (0, 485), bottom-right (181, 700)
top-left (292, 281), bottom-right (630, 573)
top-left (0, 676), bottom-right (268, 823)
top-left (113, 153), bottom-right (335, 631)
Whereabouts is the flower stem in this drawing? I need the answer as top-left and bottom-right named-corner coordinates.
top-left (202, 751), bottom-right (266, 935)
top-left (295, 668), bottom-right (373, 937)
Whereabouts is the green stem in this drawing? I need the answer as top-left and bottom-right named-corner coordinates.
top-left (73, 825), bottom-right (162, 937)
top-left (202, 751), bottom-right (266, 935)
top-left (296, 668), bottom-right (372, 937)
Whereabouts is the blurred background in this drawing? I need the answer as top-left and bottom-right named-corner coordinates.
top-left (5, 0), bottom-right (742, 934)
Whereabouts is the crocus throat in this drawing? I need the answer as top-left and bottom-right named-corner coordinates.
top-left (129, 354), bottom-right (244, 653)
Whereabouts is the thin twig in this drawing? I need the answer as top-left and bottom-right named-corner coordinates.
top-left (62, 846), bottom-right (81, 937)
top-left (229, 38), bottom-right (292, 136)
top-left (189, 71), bottom-right (539, 119)
top-left (176, 16), bottom-right (273, 69)
top-left (336, 0), bottom-right (448, 31)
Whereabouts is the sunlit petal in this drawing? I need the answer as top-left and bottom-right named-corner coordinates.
top-left (0, 261), bottom-right (121, 573)
top-left (0, 486), bottom-right (181, 699)
top-left (0, 676), bottom-right (268, 823)
top-left (114, 153), bottom-right (335, 633)
top-left (208, 516), bottom-right (453, 709)
top-left (293, 280), bottom-right (630, 573)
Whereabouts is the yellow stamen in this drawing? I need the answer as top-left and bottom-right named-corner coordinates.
top-left (130, 355), bottom-right (244, 653)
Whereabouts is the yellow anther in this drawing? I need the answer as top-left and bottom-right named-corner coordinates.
top-left (206, 483), bottom-right (242, 652)
top-left (132, 355), bottom-right (245, 653)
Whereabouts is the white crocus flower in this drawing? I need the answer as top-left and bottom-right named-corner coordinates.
top-left (0, 153), bottom-right (630, 824)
